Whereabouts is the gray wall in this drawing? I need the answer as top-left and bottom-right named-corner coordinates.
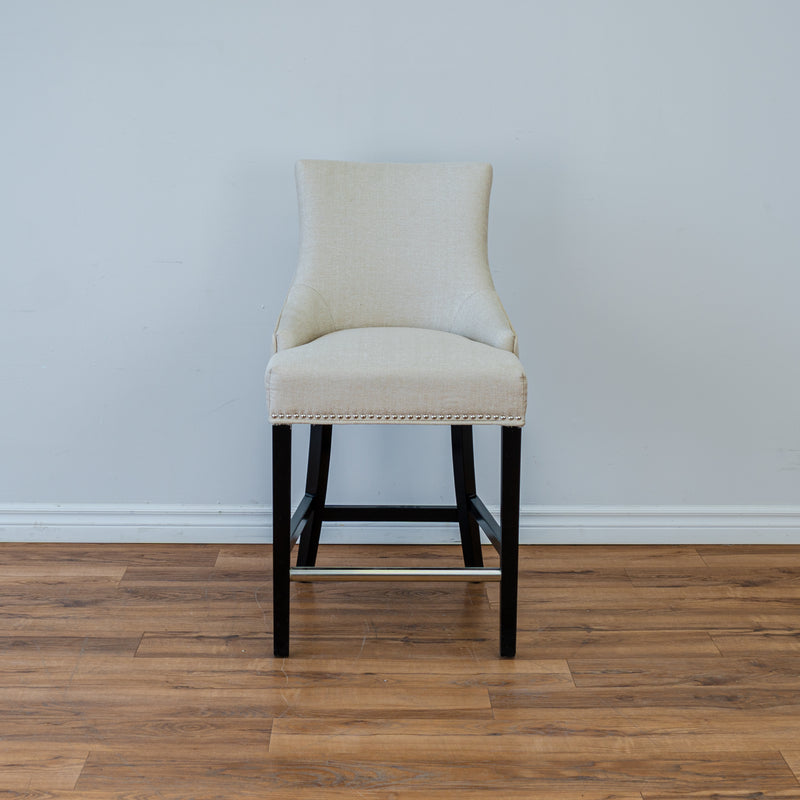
top-left (2, 1), bottom-right (799, 538)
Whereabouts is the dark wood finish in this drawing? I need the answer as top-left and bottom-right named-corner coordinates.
top-left (500, 425), bottom-right (521, 657)
top-left (469, 494), bottom-right (502, 551)
top-left (296, 424), bottom-right (332, 566)
top-left (451, 425), bottom-right (484, 567)
top-left (272, 424), bottom-right (521, 658)
top-left (271, 424), bottom-right (292, 657)
top-left (322, 505), bottom-right (459, 523)
top-left (3, 542), bottom-right (800, 796)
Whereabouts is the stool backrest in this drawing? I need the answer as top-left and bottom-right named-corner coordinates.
top-left (273, 160), bottom-right (517, 354)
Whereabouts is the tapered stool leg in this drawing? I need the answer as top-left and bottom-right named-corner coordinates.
top-left (297, 425), bottom-right (332, 567)
top-left (500, 426), bottom-right (521, 658)
top-left (272, 424), bottom-right (292, 657)
top-left (451, 426), bottom-right (484, 568)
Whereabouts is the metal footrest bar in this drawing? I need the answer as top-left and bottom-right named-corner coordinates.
top-left (290, 567), bottom-right (501, 582)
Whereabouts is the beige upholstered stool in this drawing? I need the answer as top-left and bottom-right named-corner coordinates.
top-left (266, 160), bottom-right (526, 657)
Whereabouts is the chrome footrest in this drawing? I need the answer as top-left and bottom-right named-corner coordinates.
top-left (290, 567), bottom-right (501, 582)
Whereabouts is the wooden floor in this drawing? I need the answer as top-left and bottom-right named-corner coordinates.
top-left (2, 543), bottom-right (800, 798)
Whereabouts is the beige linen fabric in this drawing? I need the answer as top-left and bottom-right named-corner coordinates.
top-left (267, 327), bottom-right (526, 424)
top-left (266, 160), bottom-right (526, 425)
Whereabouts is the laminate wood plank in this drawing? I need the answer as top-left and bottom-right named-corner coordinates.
top-left (135, 632), bottom-right (274, 657)
top-left (490, 686), bottom-right (800, 714)
top-left (271, 709), bottom-right (800, 759)
top-left (0, 716), bottom-right (271, 750)
top-left (710, 629), bottom-right (800, 655)
top-left (270, 728), bottom-right (800, 760)
top-left (518, 545), bottom-right (707, 569)
top-left (0, 684), bottom-right (491, 719)
top-left (118, 566), bottom-right (270, 584)
top-left (0, 565), bottom-right (126, 582)
top-left (0, 791), bottom-right (645, 800)
top-left (287, 580), bottom-right (492, 606)
top-left (214, 545), bottom-right (269, 570)
top-left (133, 616), bottom-right (504, 643)
top-left (273, 710), bottom-right (800, 739)
top-left (2, 584), bottom-right (501, 637)
top-left (1, 584), bottom-right (270, 608)
top-left (568, 656), bottom-right (800, 688)
top-left (0, 635), bottom-right (140, 656)
top-left (284, 635), bottom-right (507, 659)
top-left (0, 543), bottom-right (221, 566)
top-left (37, 653), bottom-right (570, 691)
top-left (0, 686), bottom-right (278, 719)
top-left (117, 585), bottom-right (269, 603)
top-left (643, 792), bottom-right (800, 800)
top-left (492, 583), bottom-right (800, 613)
top-left (273, 632), bottom-right (717, 661)
top-left (517, 568), bottom-right (636, 587)
top-left (267, 656), bottom-right (572, 676)
top-left (492, 629), bottom-right (721, 659)
top-left (623, 580), bottom-right (800, 602)
top-left (627, 567), bottom-right (800, 590)
top-left (216, 544), bottom-right (499, 570)
top-left (784, 752), bottom-right (800, 781)
top-left (0, 606), bottom-right (268, 636)
top-left (73, 752), bottom-right (798, 793)
top-left (5, 612), bottom-right (518, 641)
top-left (51, 652), bottom-right (571, 676)
top-left (332, 544), bottom-right (706, 570)
top-left (696, 546), bottom-right (800, 567)
top-left (0, 588), bottom-right (131, 608)
top-left (0, 654), bottom-right (97, 687)
top-left (495, 595), bottom-right (800, 632)
top-left (0, 745), bottom-right (87, 791)
top-left (215, 544), bottom-right (708, 570)
top-left (501, 584), bottom-right (800, 604)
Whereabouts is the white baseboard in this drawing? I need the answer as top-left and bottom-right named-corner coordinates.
top-left (1, 503), bottom-right (800, 544)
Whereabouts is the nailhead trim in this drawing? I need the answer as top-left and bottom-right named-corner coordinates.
top-left (270, 412), bottom-right (524, 423)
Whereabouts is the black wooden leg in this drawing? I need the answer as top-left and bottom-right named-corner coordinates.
top-left (297, 424), bottom-right (332, 567)
top-left (272, 424), bottom-right (292, 658)
top-left (451, 426), bottom-right (484, 568)
top-left (500, 426), bottom-right (521, 658)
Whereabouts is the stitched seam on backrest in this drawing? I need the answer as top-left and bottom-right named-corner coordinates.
top-left (294, 281), bottom-right (337, 332)
top-left (449, 288), bottom-right (483, 336)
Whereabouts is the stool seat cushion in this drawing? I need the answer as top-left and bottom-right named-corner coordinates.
top-left (266, 326), bottom-right (526, 425)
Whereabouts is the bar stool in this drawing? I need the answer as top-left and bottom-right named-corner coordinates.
top-left (265, 160), bottom-right (526, 657)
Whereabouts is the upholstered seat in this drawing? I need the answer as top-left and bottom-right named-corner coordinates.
top-left (267, 160), bottom-right (526, 658)
top-left (266, 326), bottom-right (526, 424)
